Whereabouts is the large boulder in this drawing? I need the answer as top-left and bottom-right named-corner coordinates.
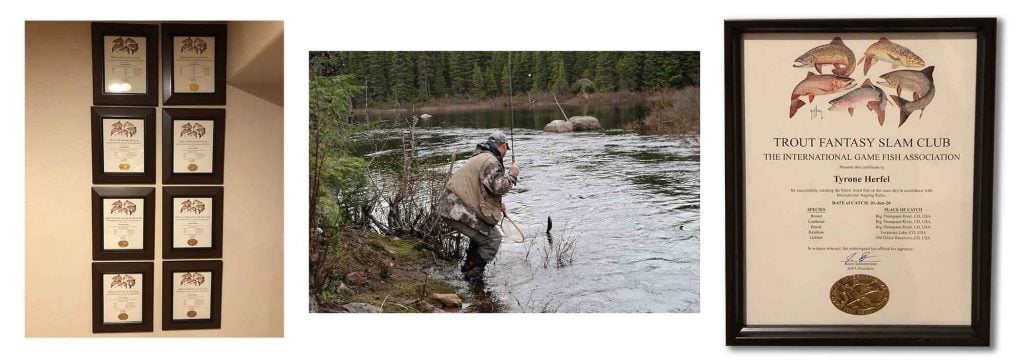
top-left (342, 302), bottom-right (382, 313)
top-left (543, 116), bottom-right (601, 133)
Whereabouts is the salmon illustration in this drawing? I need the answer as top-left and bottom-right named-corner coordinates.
top-left (793, 37), bottom-right (857, 76)
top-left (789, 72), bottom-right (856, 118)
top-left (827, 79), bottom-right (891, 125)
top-left (857, 37), bottom-right (926, 75)
top-left (878, 66), bottom-right (936, 127)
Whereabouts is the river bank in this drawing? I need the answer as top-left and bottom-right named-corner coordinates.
top-left (317, 229), bottom-right (466, 313)
top-left (355, 91), bottom-right (677, 115)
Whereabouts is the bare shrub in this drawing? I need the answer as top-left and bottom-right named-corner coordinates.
top-left (626, 87), bottom-right (700, 136)
top-left (363, 119), bottom-right (465, 261)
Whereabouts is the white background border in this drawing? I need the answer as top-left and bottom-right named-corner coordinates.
top-left (5, 0), bottom-right (1020, 362)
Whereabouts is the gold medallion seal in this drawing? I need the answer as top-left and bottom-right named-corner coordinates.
top-left (187, 239), bottom-right (198, 246)
top-left (189, 82), bottom-right (200, 91)
top-left (188, 163), bottom-right (199, 171)
top-left (829, 274), bottom-right (890, 315)
top-left (187, 310), bottom-right (197, 318)
top-left (118, 240), bottom-right (129, 248)
top-left (118, 312), bottom-right (129, 321)
top-left (118, 163), bottom-right (130, 170)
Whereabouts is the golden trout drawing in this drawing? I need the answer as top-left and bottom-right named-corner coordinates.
top-left (858, 37), bottom-right (926, 75)
top-left (789, 72), bottom-right (856, 118)
top-left (878, 66), bottom-right (936, 127)
top-left (827, 79), bottom-right (892, 125)
top-left (793, 37), bottom-right (856, 76)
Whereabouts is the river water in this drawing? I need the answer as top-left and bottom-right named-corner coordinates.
top-left (362, 103), bottom-right (700, 313)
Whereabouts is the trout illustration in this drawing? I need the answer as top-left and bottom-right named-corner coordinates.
top-left (793, 37), bottom-right (856, 76)
top-left (858, 37), bottom-right (926, 75)
top-left (789, 72), bottom-right (856, 118)
top-left (828, 79), bottom-right (891, 125)
top-left (878, 66), bottom-right (936, 127)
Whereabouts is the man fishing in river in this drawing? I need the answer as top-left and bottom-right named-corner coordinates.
top-left (435, 131), bottom-right (521, 281)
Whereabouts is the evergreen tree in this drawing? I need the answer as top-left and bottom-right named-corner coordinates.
top-left (530, 52), bottom-right (549, 93)
top-left (500, 61), bottom-right (511, 97)
top-left (389, 52), bottom-right (415, 104)
top-left (471, 63), bottom-right (486, 98)
top-left (549, 58), bottom-right (569, 94)
top-left (615, 53), bottom-right (639, 91)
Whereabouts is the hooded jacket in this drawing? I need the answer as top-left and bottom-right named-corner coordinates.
top-left (435, 142), bottom-right (518, 234)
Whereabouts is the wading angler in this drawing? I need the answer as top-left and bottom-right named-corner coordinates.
top-left (435, 131), bottom-right (521, 281)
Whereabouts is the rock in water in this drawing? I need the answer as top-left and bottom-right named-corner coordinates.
top-left (543, 115), bottom-right (601, 133)
top-left (431, 293), bottom-right (463, 308)
top-left (420, 113), bottom-right (432, 119)
top-left (342, 302), bottom-right (382, 313)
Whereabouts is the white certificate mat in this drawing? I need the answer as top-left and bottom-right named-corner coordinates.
top-left (742, 33), bottom-right (976, 325)
top-left (102, 198), bottom-right (144, 250)
top-left (102, 118), bottom-right (145, 173)
top-left (173, 271), bottom-right (212, 320)
top-left (173, 36), bottom-right (216, 93)
top-left (103, 35), bottom-right (146, 94)
top-left (103, 273), bottom-right (143, 324)
top-left (172, 197), bottom-right (214, 248)
top-left (173, 119), bottom-right (214, 173)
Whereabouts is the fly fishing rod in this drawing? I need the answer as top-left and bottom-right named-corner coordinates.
top-left (502, 51), bottom-right (525, 243)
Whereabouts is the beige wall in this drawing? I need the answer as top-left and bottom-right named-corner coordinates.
top-left (25, 21), bottom-right (283, 337)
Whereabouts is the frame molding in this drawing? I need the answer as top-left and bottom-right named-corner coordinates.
top-left (162, 260), bottom-right (223, 330)
top-left (91, 22), bottom-right (159, 106)
top-left (161, 23), bottom-right (228, 105)
top-left (92, 262), bottom-right (154, 333)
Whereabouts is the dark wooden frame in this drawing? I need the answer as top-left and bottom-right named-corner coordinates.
top-left (91, 187), bottom-right (155, 261)
top-left (163, 186), bottom-right (224, 259)
top-left (92, 262), bottom-right (154, 333)
top-left (162, 23), bottom-right (227, 105)
top-left (725, 18), bottom-right (995, 346)
top-left (162, 260), bottom-right (223, 330)
top-left (91, 107), bottom-right (157, 184)
top-left (162, 108), bottom-right (226, 184)
top-left (91, 23), bottom-right (159, 106)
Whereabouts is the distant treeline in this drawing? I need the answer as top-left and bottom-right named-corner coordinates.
top-left (309, 51), bottom-right (699, 107)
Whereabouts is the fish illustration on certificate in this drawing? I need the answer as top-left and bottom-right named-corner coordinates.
top-left (173, 271), bottom-right (212, 320)
top-left (743, 33), bottom-right (977, 325)
top-left (173, 119), bottom-right (214, 173)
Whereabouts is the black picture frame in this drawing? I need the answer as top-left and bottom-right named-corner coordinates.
top-left (162, 23), bottom-right (227, 105)
top-left (162, 260), bottom-right (223, 330)
top-left (92, 187), bottom-right (155, 261)
top-left (92, 262), bottom-right (154, 333)
top-left (91, 22), bottom-right (159, 106)
top-left (91, 107), bottom-right (157, 184)
top-left (725, 18), bottom-right (995, 346)
top-left (162, 108), bottom-right (226, 184)
top-left (163, 186), bottom-right (224, 259)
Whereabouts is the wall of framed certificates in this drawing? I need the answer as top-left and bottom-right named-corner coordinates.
top-left (25, 21), bottom-right (284, 337)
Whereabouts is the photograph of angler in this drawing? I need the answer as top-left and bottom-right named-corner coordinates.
top-left (309, 51), bottom-right (699, 313)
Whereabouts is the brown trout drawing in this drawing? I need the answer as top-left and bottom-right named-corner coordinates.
top-left (109, 200), bottom-right (137, 215)
top-left (789, 72), bottom-right (856, 118)
top-left (111, 37), bottom-right (139, 55)
top-left (179, 199), bottom-right (206, 214)
top-left (179, 272), bottom-right (206, 287)
top-left (828, 79), bottom-right (892, 125)
top-left (793, 37), bottom-right (857, 76)
top-left (878, 66), bottom-right (936, 127)
top-left (858, 37), bottom-right (926, 75)
top-left (179, 37), bottom-right (208, 55)
top-left (179, 123), bottom-right (207, 138)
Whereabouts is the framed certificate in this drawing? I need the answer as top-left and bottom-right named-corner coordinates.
top-left (162, 23), bottom-right (227, 105)
top-left (162, 108), bottom-right (225, 184)
top-left (91, 107), bottom-right (156, 184)
top-left (92, 262), bottom-right (153, 333)
top-left (162, 260), bottom-right (222, 330)
top-left (163, 186), bottom-right (223, 259)
top-left (91, 23), bottom-right (158, 106)
top-left (92, 187), bottom-right (155, 261)
top-left (725, 18), bottom-right (995, 346)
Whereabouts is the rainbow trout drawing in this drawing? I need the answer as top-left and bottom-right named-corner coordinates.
top-left (827, 79), bottom-right (891, 125)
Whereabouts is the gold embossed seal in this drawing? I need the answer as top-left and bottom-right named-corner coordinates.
top-left (187, 238), bottom-right (198, 246)
top-left (188, 163), bottom-right (199, 171)
top-left (187, 310), bottom-right (197, 318)
top-left (829, 274), bottom-right (889, 315)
